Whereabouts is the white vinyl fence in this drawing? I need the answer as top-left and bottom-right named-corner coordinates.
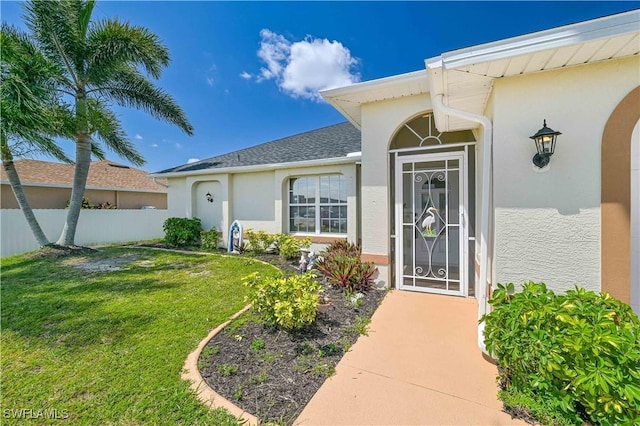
top-left (1, 209), bottom-right (169, 257)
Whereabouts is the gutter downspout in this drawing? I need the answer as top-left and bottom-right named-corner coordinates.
top-left (433, 94), bottom-right (492, 354)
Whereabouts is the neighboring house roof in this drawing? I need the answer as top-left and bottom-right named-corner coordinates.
top-left (322, 9), bottom-right (640, 131)
top-left (0, 159), bottom-right (167, 193)
top-left (155, 122), bottom-right (361, 176)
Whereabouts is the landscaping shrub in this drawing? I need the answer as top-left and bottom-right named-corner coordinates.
top-left (96, 201), bottom-right (116, 209)
top-left (482, 282), bottom-right (640, 425)
top-left (200, 227), bottom-right (221, 250)
top-left (244, 272), bottom-right (322, 330)
top-left (273, 233), bottom-right (311, 259)
top-left (162, 217), bottom-right (202, 247)
top-left (66, 197), bottom-right (94, 209)
top-left (316, 241), bottom-right (376, 293)
top-left (245, 229), bottom-right (275, 255)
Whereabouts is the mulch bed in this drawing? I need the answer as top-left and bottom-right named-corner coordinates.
top-left (197, 254), bottom-right (386, 425)
top-left (30, 244), bottom-right (98, 259)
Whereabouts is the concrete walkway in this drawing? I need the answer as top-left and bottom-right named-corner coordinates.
top-left (295, 290), bottom-right (526, 425)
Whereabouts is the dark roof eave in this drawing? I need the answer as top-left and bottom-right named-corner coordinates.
top-left (149, 155), bottom-right (361, 179)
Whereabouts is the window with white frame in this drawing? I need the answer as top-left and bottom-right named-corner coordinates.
top-left (289, 175), bottom-right (347, 234)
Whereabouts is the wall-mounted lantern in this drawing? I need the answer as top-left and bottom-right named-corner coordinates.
top-left (205, 192), bottom-right (214, 203)
top-left (529, 119), bottom-right (561, 168)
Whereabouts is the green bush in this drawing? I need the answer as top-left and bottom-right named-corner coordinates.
top-left (245, 229), bottom-right (275, 255)
top-left (482, 282), bottom-right (640, 425)
top-left (66, 197), bottom-right (94, 209)
top-left (200, 227), bottom-right (221, 250)
top-left (316, 241), bottom-right (376, 292)
top-left (244, 272), bottom-right (322, 330)
top-left (274, 233), bottom-right (311, 259)
top-left (162, 217), bottom-right (202, 247)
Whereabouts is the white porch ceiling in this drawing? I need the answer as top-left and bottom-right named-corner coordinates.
top-left (430, 10), bottom-right (640, 131)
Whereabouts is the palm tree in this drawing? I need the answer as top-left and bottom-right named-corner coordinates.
top-left (24, 0), bottom-right (193, 246)
top-left (0, 24), bottom-right (70, 247)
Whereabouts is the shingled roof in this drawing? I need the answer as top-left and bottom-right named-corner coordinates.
top-left (0, 159), bottom-right (167, 192)
top-left (157, 121), bottom-right (361, 174)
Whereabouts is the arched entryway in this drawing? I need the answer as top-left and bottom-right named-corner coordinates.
top-left (601, 86), bottom-right (640, 314)
top-left (193, 180), bottom-right (223, 232)
top-left (389, 113), bottom-right (477, 297)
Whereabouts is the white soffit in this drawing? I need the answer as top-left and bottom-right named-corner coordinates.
top-left (320, 70), bottom-right (429, 128)
top-left (429, 9), bottom-right (640, 132)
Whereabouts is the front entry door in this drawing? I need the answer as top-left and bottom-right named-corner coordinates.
top-left (395, 152), bottom-right (468, 296)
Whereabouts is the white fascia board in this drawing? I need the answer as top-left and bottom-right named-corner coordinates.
top-left (425, 57), bottom-right (445, 96)
top-left (149, 155), bottom-right (361, 179)
top-left (441, 9), bottom-right (640, 69)
top-left (321, 70), bottom-right (429, 128)
top-left (320, 70), bottom-right (428, 99)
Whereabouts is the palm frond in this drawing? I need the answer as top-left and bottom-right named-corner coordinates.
top-left (78, 0), bottom-right (96, 40)
top-left (90, 66), bottom-right (193, 135)
top-left (0, 23), bottom-right (71, 162)
top-left (90, 139), bottom-right (106, 161)
top-left (86, 99), bottom-right (144, 165)
top-left (86, 18), bottom-right (169, 81)
top-left (24, 0), bottom-right (84, 88)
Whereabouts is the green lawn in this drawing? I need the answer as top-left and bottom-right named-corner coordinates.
top-left (1, 247), bottom-right (278, 425)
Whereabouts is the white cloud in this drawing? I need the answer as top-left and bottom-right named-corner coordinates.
top-left (258, 29), bottom-right (290, 81)
top-left (206, 77), bottom-right (214, 87)
top-left (240, 71), bottom-right (252, 80)
top-left (175, 143), bottom-right (183, 149)
top-left (187, 158), bottom-right (200, 164)
top-left (256, 29), bottom-right (360, 101)
top-left (151, 143), bottom-right (159, 148)
top-left (134, 134), bottom-right (143, 140)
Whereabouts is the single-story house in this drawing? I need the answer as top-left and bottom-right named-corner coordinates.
top-left (153, 10), bottom-right (640, 346)
top-left (1, 159), bottom-right (168, 210)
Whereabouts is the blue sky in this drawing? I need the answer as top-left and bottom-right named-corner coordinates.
top-left (2, 1), bottom-right (637, 173)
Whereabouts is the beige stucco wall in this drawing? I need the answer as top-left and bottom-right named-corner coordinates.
top-left (492, 56), bottom-right (640, 294)
top-left (359, 93), bottom-right (433, 286)
top-left (1, 185), bottom-right (166, 209)
top-left (115, 192), bottom-right (166, 209)
top-left (631, 120), bottom-right (639, 314)
top-left (1, 185), bottom-right (71, 209)
top-left (232, 171), bottom-right (276, 233)
top-left (166, 162), bottom-right (358, 248)
top-left (167, 177), bottom-right (189, 217)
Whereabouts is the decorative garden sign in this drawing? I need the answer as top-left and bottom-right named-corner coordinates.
top-left (228, 220), bottom-right (243, 253)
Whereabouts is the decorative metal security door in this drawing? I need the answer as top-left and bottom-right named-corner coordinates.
top-left (395, 152), bottom-right (467, 296)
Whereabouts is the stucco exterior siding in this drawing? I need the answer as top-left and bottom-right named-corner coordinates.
top-left (631, 120), bottom-right (640, 313)
top-left (112, 192), bottom-right (167, 209)
top-left (495, 208), bottom-right (601, 292)
top-left (165, 163), bottom-right (358, 248)
top-left (1, 185), bottom-right (166, 209)
top-left (167, 177), bottom-right (189, 217)
top-left (1, 185), bottom-right (71, 209)
top-left (231, 171), bottom-right (277, 233)
top-left (359, 94), bottom-right (433, 273)
top-left (491, 56), bottom-right (640, 293)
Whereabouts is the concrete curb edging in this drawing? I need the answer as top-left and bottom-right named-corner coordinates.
top-left (181, 304), bottom-right (259, 426)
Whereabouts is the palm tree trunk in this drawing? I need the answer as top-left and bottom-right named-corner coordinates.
top-left (56, 133), bottom-right (91, 246)
top-left (1, 135), bottom-right (50, 247)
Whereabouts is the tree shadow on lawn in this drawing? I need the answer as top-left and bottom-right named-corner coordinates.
top-left (2, 291), bottom-right (154, 351)
top-left (2, 268), bottom-right (177, 349)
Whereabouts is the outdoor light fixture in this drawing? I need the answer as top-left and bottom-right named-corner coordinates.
top-left (529, 119), bottom-right (561, 168)
top-left (205, 192), bottom-right (213, 203)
